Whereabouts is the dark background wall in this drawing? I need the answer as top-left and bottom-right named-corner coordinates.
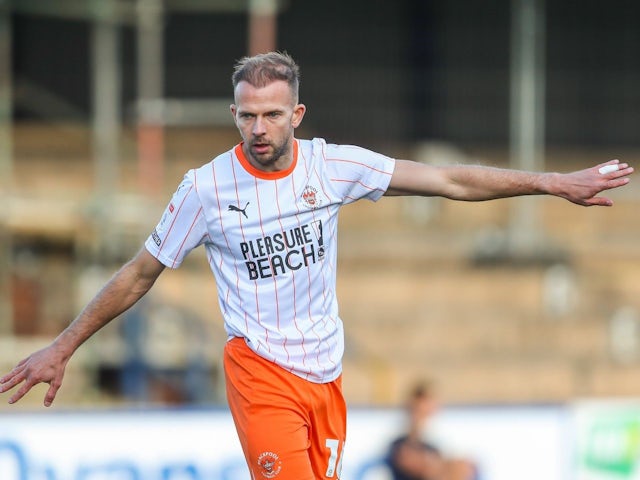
top-left (11, 0), bottom-right (640, 148)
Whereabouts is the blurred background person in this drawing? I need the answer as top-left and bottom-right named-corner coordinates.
top-left (387, 381), bottom-right (479, 480)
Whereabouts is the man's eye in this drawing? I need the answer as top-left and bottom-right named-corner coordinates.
top-left (268, 112), bottom-right (281, 118)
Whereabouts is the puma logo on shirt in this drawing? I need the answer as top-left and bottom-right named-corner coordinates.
top-left (228, 202), bottom-right (250, 219)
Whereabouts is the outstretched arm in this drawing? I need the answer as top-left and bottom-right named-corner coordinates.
top-left (386, 158), bottom-right (633, 206)
top-left (0, 247), bottom-right (165, 406)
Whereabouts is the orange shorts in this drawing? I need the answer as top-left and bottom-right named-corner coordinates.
top-left (224, 337), bottom-right (347, 480)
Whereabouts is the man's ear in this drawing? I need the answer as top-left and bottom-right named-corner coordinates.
top-left (230, 104), bottom-right (237, 123)
top-left (291, 103), bottom-right (306, 128)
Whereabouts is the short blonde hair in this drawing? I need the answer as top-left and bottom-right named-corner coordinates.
top-left (232, 51), bottom-right (300, 101)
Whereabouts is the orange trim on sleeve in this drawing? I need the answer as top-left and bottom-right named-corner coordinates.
top-left (234, 140), bottom-right (298, 180)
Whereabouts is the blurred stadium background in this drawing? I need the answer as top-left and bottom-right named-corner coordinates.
top-left (0, 0), bottom-right (639, 478)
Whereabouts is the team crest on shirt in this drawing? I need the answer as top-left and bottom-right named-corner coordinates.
top-left (257, 451), bottom-right (282, 478)
top-left (301, 185), bottom-right (322, 209)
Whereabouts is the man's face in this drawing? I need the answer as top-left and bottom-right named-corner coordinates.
top-left (231, 80), bottom-right (305, 172)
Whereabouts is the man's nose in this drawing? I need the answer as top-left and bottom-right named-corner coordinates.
top-left (252, 116), bottom-right (267, 135)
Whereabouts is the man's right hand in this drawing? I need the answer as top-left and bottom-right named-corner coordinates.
top-left (0, 343), bottom-right (69, 407)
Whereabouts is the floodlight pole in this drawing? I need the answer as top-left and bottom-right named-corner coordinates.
top-left (136, 0), bottom-right (165, 200)
top-left (91, 1), bottom-right (122, 260)
top-left (248, 0), bottom-right (277, 55)
top-left (0, 0), bottom-right (13, 335)
top-left (509, 0), bottom-right (546, 256)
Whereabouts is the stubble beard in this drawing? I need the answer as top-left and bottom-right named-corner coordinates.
top-left (249, 133), bottom-right (292, 170)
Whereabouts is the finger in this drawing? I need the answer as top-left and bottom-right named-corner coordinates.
top-left (584, 196), bottom-right (613, 207)
top-left (0, 372), bottom-right (26, 393)
top-left (0, 372), bottom-right (13, 385)
top-left (8, 379), bottom-right (35, 405)
top-left (0, 363), bottom-right (27, 384)
top-left (44, 382), bottom-right (61, 407)
top-left (602, 176), bottom-right (631, 190)
top-left (612, 165), bottom-right (634, 178)
top-left (598, 163), bottom-right (634, 179)
top-left (598, 162), bottom-right (621, 175)
top-left (597, 159), bottom-right (620, 169)
top-left (599, 163), bottom-right (631, 176)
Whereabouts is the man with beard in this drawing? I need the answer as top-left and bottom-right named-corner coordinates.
top-left (0, 51), bottom-right (633, 480)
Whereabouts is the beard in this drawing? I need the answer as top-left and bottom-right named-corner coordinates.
top-left (248, 133), bottom-right (291, 168)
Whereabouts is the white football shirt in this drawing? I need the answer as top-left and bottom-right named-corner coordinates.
top-left (145, 137), bottom-right (395, 383)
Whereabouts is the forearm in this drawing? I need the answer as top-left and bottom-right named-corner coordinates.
top-left (53, 253), bottom-right (163, 358)
top-left (0, 249), bottom-right (164, 406)
top-left (387, 160), bottom-right (552, 200)
top-left (439, 165), bottom-right (555, 201)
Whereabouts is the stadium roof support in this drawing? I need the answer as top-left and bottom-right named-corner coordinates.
top-left (136, 0), bottom-right (165, 199)
top-left (92, 7), bottom-right (121, 201)
top-left (508, 0), bottom-right (547, 258)
top-left (0, 1), bottom-right (13, 334)
top-left (248, 0), bottom-right (278, 55)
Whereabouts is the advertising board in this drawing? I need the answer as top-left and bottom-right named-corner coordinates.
top-left (0, 405), bottom-right (567, 480)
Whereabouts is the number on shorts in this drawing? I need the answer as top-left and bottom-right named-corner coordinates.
top-left (324, 438), bottom-right (344, 478)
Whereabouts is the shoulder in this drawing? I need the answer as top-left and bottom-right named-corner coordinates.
top-left (327, 142), bottom-right (395, 166)
top-left (295, 137), bottom-right (325, 158)
top-left (207, 145), bottom-right (238, 170)
top-left (186, 145), bottom-right (238, 185)
top-left (299, 138), bottom-right (393, 164)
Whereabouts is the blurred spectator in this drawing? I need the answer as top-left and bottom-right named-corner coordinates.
top-left (386, 381), bottom-right (479, 480)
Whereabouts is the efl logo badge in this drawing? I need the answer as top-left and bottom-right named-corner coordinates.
top-left (151, 229), bottom-right (162, 246)
top-left (257, 451), bottom-right (282, 478)
top-left (301, 185), bottom-right (322, 210)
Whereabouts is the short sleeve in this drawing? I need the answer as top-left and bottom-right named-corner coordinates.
top-left (323, 142), bottom-right (395, 204)
top-left (144, 171), bottom-right (209, 268)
